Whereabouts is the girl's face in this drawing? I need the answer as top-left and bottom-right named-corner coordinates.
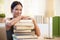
top-left (12, 4), bottom-right (22, 17)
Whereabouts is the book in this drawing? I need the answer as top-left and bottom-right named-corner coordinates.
top-left (12, 34), bottom-right (37, 39)
top-left (19, 20), bottom-right (33, 23)
top-left (15, 23), bottom-right (34, 27)
top-left (15, 26), bottom-right (34, 30)
top-left (14, 30), bottom-right (31, 33)
top-left (14, 31), bottom-right (35, 35)
top-left (15, 20), bottom-right (34, 26)
top-left (14, 33), bottom-right (35, 36)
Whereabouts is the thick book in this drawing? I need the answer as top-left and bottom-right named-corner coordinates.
top-left (19, 20), bottom-right (33, 23)
top-left (14, 31), bottom-right (35, 35)
top-left (15, 26), bottom-right (34, 30)
top-left (15, 23), bottom-right (34, 27)
top-left (14, 30), bottom-right (31, 33)
top-left (12, 34), bottom-right (37, 39)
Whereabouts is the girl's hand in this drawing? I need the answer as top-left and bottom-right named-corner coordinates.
top-left (20, 16), bottom-right (30, 19)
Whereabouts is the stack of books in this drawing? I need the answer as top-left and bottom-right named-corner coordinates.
top-left (13, 20), bottom-right (37, 39)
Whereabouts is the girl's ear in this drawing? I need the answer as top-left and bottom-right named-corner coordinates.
top-left (11, 10), bottom-right (12, 13)
top-left (11, 9), bottom-right (13, 13)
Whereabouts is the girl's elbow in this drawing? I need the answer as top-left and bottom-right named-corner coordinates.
top-left (37, 32), bottom-right (41, 37)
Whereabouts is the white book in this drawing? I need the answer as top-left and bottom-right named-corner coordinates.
top-left (15, 23), bottom-right (34, 27)
top-left (15, 26), bottom-right (34, 30)
top-left (14, 31), bottom-right (35, 34)
top-left (14, 33), bottom-right (35, 35)
top-left (14, 30), bottom-right (31, 33)
top-left (19, 20), bottom-right (33, 23)
top-left (14, 31), bottom-right (35, 35)
top-left (12, 34), bottom-right (37, 39)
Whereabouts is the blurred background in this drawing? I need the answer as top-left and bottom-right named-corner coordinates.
top-left (0, 0), bottom-right (60, 17)
top-left (0, 0), bottom-right (55, 18)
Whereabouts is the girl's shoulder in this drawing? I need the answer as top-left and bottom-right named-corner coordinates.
top-left (5, 17), bottom-right (13, 20)
top-left (5, 18), bottom-right (13, 23)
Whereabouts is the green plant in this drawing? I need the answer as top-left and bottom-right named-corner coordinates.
top-left (0, 13), bottom-right (5, 18)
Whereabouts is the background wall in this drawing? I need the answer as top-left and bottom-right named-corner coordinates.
top-left (1, 0), bottom-right (60, 17)
top-left (54, 0), bottom-right (60, 16)
top-left (0, 0), bottom-right (46, 18)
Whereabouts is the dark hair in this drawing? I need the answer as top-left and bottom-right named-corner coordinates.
top-left (11, 1), bottom-right (23, 12)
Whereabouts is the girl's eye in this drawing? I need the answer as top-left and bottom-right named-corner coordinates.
top-left (15, 9), bottom-right (22, 11)
top-left (15, 9), bottom-right (18, 10)
top-left (20, 9), bottom-right (22, 11)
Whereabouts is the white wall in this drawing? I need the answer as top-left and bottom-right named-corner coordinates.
top-left (31, 0), bottom-right (46, 16)
top-left (38, 17), bottom-right (53, 38)
top-left (54, 0), bottom-right (60, 16)
top-left (2, 0), bottom-right (46, 18)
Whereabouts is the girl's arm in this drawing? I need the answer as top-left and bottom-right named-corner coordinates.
top-left (32, 18), bottom-right (40, 37)
top-left (5, 16), bottom-right (22, 30)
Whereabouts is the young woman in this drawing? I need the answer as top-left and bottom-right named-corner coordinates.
top-left (5, 1), bottom-right (40, 40)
